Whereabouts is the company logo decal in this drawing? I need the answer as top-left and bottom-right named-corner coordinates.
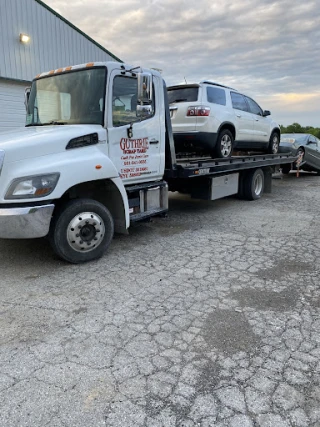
top-left (119, 137), bottom-right (151, 179)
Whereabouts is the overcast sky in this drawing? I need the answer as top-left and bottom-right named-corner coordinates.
top-left (45, 0), bottom-right (320, 127)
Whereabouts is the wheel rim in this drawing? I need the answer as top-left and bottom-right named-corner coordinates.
top-left (254, 174), bottom-right (263, 196)
top-left (220, 134), bottom-right (232, 157)
top-left (271, 135), bottom-right (279, 154)
top-left (295, 148), bottom-right (304, 167)
top-left (297, 148), bottom-right (304, 159)
top-left (67, 212), bottom-right (105, 253)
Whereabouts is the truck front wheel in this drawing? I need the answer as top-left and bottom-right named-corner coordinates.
top-left (49, 199), bottom-right (114, 263)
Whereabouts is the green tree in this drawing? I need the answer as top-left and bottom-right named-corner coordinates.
top-left (286, 123), bottom-right (303, 133)
top-left (280, 123), bottom-right (320, 138)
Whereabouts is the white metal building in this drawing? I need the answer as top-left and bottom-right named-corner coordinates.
top-left (0, 0), bottom-right (121, 131)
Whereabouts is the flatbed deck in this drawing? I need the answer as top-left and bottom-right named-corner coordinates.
top-left (165, 153), bottom-right (297, 179)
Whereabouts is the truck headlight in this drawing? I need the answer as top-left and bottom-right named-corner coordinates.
top-left (5, 173), bottom-right (60, 199)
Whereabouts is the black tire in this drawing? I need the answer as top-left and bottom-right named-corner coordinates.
top-left (243, 168), bottom-right (264, 200)
top-left (267, 131), bottom-right (280, 154)
top-left (214, 129), bottom-right (234, 158)
top-left (49, 198), bottom-right (114, 264)
top-left (281, 164), bottom-right (291, 174)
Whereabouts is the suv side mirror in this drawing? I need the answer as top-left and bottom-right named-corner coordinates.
top-left (24, 87), bottom-right (31, 110)
top-left (262, 110), bottom-right (271, 117)
top-left (136, 72), bottom-right (153, 118)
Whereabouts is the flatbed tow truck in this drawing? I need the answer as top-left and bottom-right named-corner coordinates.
top-left (0, 61), bottom-right (296, 263)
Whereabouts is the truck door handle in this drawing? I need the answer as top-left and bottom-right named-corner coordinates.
top-left (236, 114), bottom-right (241, 118)
top-left (150, 139), bottom-right (159, 144)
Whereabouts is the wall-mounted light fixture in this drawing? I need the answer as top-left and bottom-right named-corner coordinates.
top-left (20, 33), bottom-right (30, 43)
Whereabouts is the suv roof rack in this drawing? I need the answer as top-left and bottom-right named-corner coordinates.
top-left (200, 80), bottom-right (236, 91)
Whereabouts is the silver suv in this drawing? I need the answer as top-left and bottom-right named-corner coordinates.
top-left (167, 81), bottom-right (280, 158)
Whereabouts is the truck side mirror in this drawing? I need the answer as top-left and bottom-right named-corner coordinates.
top-left (24, 87), bottom-right (31, 110)
top-left (136, 72), bottom-right (153, 118)
top-left (262, 110), bottom-right (271, 117)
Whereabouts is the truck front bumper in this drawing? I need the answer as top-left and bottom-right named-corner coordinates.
top-left (0, 204), bottom-right (54, 239)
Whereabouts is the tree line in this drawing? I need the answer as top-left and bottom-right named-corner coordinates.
top-left (280, 123), bottom-right (320, 139)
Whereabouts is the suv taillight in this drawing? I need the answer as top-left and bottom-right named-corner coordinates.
top-left (187, 106), bottom-right (211, 117)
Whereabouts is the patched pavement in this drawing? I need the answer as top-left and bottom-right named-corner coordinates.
top-left (1, 172), bottom-right (320, 426)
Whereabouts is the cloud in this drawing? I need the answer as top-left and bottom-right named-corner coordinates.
top-left (45, 0), bottom-right (320, 126)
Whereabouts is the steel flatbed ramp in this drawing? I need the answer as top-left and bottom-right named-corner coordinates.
top-left (165, 154), bottom-right (297, 178)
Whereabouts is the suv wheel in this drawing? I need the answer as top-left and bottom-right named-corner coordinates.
top-left (267, 132), bottom-right (280, 154)
top-left (214, 129), bottom-right (233, 158)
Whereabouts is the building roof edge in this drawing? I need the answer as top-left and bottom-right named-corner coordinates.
top-left (35, 0), bottom-right (123, 63)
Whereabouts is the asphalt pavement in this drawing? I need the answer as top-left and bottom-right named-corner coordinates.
top-left (1, 171), bottom-right (320, 427)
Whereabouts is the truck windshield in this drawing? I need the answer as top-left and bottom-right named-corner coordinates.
top-left (26, 67), bottom-right (107, 126)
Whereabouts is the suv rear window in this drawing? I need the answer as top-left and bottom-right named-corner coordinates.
top-left (206, 87), bottom-right (226, 106)
top-left (167, 87), bottom-right (198, 104)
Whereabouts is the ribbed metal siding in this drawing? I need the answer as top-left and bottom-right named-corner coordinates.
top-left (0, 79), bottom-right (26, 130)
top-left (0, 0), bottom-right (118, 82)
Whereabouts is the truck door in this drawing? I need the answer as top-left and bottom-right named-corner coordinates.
top-left (107, 72), bottom-right (164, 185)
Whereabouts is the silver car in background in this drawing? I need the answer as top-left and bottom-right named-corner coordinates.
top-left (279, 133), bottom-right (320, 174)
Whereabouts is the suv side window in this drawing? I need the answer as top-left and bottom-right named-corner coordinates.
top-left (245, 96), bottom-right (263, 116)
top-left (206, 87), bottom-right (226, 106)
top-left (230, 92), bottom-right (248, 112)
top-left (112, 76), bottom-right (155, 127)
top-left (308, 135), bottom-right (318, 146)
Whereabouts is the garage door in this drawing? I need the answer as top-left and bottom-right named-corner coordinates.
top-left (0, 79), bottom-right (29, 132)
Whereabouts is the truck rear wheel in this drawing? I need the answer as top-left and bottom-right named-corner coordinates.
top-left (49, 199), bottom-right (114, 263)
top-left (242, 168), bottom-right (264, 200)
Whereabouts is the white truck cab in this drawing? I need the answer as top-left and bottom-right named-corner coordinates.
top-left (0, 61), bottom-right (296, 263)
top-left (0, 62), bottom-right (170, 262)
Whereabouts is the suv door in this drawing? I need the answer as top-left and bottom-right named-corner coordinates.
top-left (107, 72), bottom-right (164, 184)
top-left (245, 96), bottom-right (270, 147)
top-left (230, 92), bottom-right (254, 147)
top-left (305, 136), bottom-right (320, 169)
